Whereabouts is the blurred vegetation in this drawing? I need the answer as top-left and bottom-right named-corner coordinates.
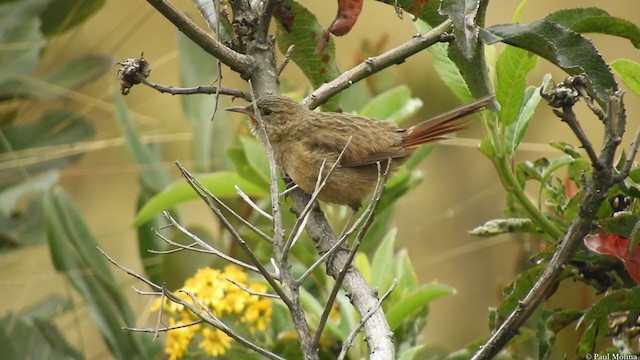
top-left (1, 0), bottom-right (640, 359)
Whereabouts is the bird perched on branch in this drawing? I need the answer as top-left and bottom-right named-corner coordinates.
top-left (227, 95), bottom-right (493, 210)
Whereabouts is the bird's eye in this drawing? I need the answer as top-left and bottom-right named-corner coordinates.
top-left (261, 108), bottom-right (272, 116)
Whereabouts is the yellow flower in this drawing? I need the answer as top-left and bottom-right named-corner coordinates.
top-left (198, 328), bottom-right (232, 357)
top-left (165, 318), bottom-right (198, 360)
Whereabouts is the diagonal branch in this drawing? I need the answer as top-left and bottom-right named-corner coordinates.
top-left (472, 90), bottom-right (628, 360)
top-left (146, 0), bottom-right (253, 75)
top-left (302, 18), bottom-right (453, 109)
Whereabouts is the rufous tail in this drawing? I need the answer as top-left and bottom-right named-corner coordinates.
top-left (402, 95), bottom-right (494, 148)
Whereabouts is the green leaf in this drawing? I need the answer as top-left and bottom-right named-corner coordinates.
top-left (536, 309), bottom-right (582, 360)
top-left (0, 314), bottom-right (82, 360)
top-left (0, 172), bottom-right (58, 217)
top-left (387, 282), bottom-right (456, 330)
top-left (0, 17), bottom-right (43, 87)
top-left (354, 252), bottom-right (371, 284)
top-left (576, 318), bottom-right (604, 358)
top-left (0, 0), bottom-right (50, 35)
top-left (0, 54), bottom-right (113, 99)
top-left (577, 287), bottom-right (640, 328)
top-left (134, 171), bottom-right (268, 226)
top-left (398, 345), bottom-right (426, 360)
top-left (112, 87), bottom-right (171, 193)
top-left (178, 31), bottom-right (232, 172)
top-left (446, 0), bottom-right (495, 102)
top-left (497, 265), bottom-right (544, 317)
top-left (504, 75), bottom-right (550, 154)
top-left (481, 20), bottom-right (618, 106)
top-left (275, 0), bottom-right (341, 110)
top-left (239, 136), bottom-right (270, 184)
top-left (496, 46), bottom-right (538, 126)
top-left (395, 249), bottom-right (419, 295)
top-left (440, 0), bottom-right (481, 59)
top-left (469, 218), bottom-right (540, 237)
top-left (0, 111), bottom-right (95, 179)
top-left (374, 0), bottom-right (446, 27)
top-left (370, 228), bottom-right (397, 292)
top-left (415, 20), bottom-right (473, 103)
top-left (478, 137), bottom-right (495, 158)
top-left (135, 189), bottom-right (167, 284)
top-left (227, 147), bottom-right (270, 188)
top-left (546, 7), bottom-right (640, 48)
top-left (359, 85), bottom-right (423, 125)
top-left (611, 59), bottom-right (640, 97)
top-left (44, 187), bottom-right (152, 358)
top-left (40, 0), bottom-right (105, 36)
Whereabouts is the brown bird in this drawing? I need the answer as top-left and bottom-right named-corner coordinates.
top-left (226, 95), bottom-right (493, 210)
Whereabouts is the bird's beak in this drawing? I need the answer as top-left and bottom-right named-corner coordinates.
top-left (225, 104), bottom-right (255, 117)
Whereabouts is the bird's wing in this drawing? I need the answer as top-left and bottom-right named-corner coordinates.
top-left (301, 114), bottom-right (409, 167)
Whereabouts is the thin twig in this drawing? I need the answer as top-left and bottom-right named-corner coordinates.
top-left (248, 80), bottom-right (284, 245)
top-left (175, 162), bottom-right (292, 308)
top-left (226, 278), bottom-right (282, 299)
top-left (337, 279), bottom-right (398, 360)
top-left (211, 60), bottom-right (224, 121)
top-left (280, 183), bottom-right (299, 197)
top-left (146, 0), bottom-right (253, 74)
top-left (277, 44), bottom-right (295, 76)
top-left (138, 77), bottom-right (250, 100)
top-left (472, 91), bottom-right (627, 360)
top-left (184, 181), bottom-right (273, 243)
top-left (161, 211), bottom-right (261, 273)
top-left (124, 319), bottom-right (204, 333)
top-left (302, 19), bottom-right (453, 109)
top-left (235, 184), bottom-right (274, 221)
top-left (553, 106), bottom-right (600, 167)
top-left (312, 238), bottom-right (362, 347)
top-left (101, 246), bottom-right (285, 360)
top-left (257, 0), bottom-right (277, 43)
top-left (283, 138), bottom-right (353, 255)
top-left (154, 290), bottom-right (166, 340)
top-left (297, 161), bottom-right (390, 285)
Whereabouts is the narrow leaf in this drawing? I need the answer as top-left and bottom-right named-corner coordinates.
top-left (370, 228), bottom-right (397, 292)
top-left (112, 87), bottom-right (171, 193)
top-left (359, 85), bottom-right (423, 124)
top-left (387, 283), bottom-right (456, 330)
top-left (134, 171), bottom-right (268, 226)
top-left (496, 46), bottom-right (538, 126)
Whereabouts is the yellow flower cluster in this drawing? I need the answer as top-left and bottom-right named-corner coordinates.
top-left (153, 265), bottom-right (273, 359)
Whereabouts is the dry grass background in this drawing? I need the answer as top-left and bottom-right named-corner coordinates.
top-left (1, 0), bottom-right (639, 357)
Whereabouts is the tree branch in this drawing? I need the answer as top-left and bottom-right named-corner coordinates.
top-left (139, 77), bottom-right (251, 100)
top-left (146, 0), bottom-right (253, 75)
top-left (472, 89), bottom-right (627, 360)
top-left (302, 18), bottom-right (453, 109)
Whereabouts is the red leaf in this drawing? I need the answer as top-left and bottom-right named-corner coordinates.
top-left (329, 0), bottom-right (364, 36)
top-left (584, 232), bottom-right (640, 284)
top-left (316, 0), bottom-right (364, 53)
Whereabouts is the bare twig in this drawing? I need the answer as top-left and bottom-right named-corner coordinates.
top-left (124, 319), bottom-right (204, 333)
top-left (283, 138), bottom-right (353, 255)
top-left (146, 0), bottom-right (252, 74)
top-left (337, 279), bottom-right (398, 360)
top-left (312, 239), bottom-right (361, 347)
top-left (226, 278), bottom-right (281, 299)
top-left (175, 162), bottom-right (292, 308)
top-left (302, 19), bottom-right (453, 109)
top-left (277, 44), bottom-right (295, 76)
top-left (472, 90), bottom-right (628, 360)
top-left (101, 248), bottom-right (285, 360)
top-left (247, 81), bottom-right (319, 360)
top-left (298, 161), bottom-right (390, 285)
top-left (257, 0), bottom-right (278, 43)
top-left (160, 211), bottom-right (261, 273)
top-left (553, 106), bottom-right (600, 167)
top-left (138, 77), bottom-right (250, 100)
top-left (235, 184), bottom-right (274, 221)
